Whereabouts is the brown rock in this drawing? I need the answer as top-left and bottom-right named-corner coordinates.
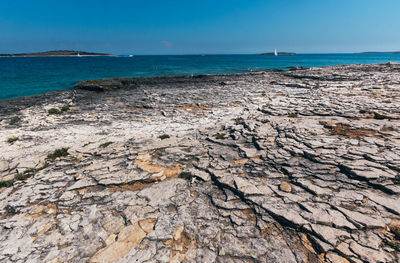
top-left (280, 182), bottom-right (291, 193)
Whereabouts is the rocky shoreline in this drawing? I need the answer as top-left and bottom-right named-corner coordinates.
top-left (0, 63), bottom-right (400, 262)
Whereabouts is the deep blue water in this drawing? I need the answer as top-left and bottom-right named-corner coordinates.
top-left (1, 53), bottom-right (400, 101)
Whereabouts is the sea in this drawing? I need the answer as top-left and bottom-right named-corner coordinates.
top-left (1, 53), bottom-right (399, 101)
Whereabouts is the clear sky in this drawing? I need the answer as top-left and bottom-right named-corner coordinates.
top-left (1, 0), bottom-right (399, 55)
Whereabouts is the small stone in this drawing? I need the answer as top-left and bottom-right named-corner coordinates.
top-left (279, 182), bottom-right (291, 192)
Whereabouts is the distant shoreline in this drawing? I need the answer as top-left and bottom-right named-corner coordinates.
top-left (0, 50), bottom-right (115, 57)
top-left (361, 51), bottom-right (400, 54)
top-left (0, 55), bottom-right (116, 57)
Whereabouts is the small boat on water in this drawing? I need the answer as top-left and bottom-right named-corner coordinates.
top-left (129, 55), bottom-right (133, 57)
top-left (77, 51), bottom-right (81, 57)
top-left (274, 49), bottom-right (278, 56)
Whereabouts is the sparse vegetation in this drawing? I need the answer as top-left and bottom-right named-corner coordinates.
top-left (61, 104), bottom-right (71, 112)
top-left (7, 137), bottom-right (18, 143)
top-left (158, 134), bottom-right (170, 140)
top-left (386, 240), bottom-right (400, 252)
top-left (288, 113), bottom-right (298, 118)
top-left (235, 117), bottom-right (245, 125)
top-left (83, 142), bottom-right (93, 147)
top-left (48, 108), bottom-right (61, 115)
top-left (9, 116), bottom-right (21, 125)
top-left (179, 172), bottom-right (194, 180)
top-left (394, 176), bottom-right (400, 185)
top-left (0, 180), bottom-right (14, 188)
top-left (48, 104), bottom-right (71, 115)
top-left (261, 91), bottom-right (266, 96)
top-left (0, 162), bottom-right (49, 188)
top-left (47, 148), bottom-right (69, 160)
top-left (359, 109), bottom-right (368, 114)
top-left (390, 224), bottom-right (400, 240)
top-left (215, 133), bottom-right (226, 139)
top-left (99, 142), bottom-right (113, 148)
top-left (15, 172), bottom-right (33, 181)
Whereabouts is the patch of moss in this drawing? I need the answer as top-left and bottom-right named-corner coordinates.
top-left (9, 116), bottom-right (21, 125)
top-left (158, 134), bottom-right (170, 140)
top-left (47, 148), bottom-right (69, 160)
top-left (179, 172), bottom-right (194, 180)
top-left (48, 108), bottom-right (61, 115)
top-left (288, 113), bottom-right (298, 118)
top-left (215, 133), bottom-right (226, 140)
top-left (7, 137), bottom-right (18, 143)
top-left (99, 142), bottom-right (113, 148)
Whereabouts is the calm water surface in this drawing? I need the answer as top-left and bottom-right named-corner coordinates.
top-left (1, 53), bottom-right (399, 100)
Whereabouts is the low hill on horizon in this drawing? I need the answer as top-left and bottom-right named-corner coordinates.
top-left (0, 50), bottom-right (115, 57)
top-left (361, 51), bottom-right (400, 54)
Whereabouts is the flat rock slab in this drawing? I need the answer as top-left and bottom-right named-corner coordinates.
top-left (0, 63), bottom-right (400, 262)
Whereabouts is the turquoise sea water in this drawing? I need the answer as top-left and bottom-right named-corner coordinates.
top-left (1, 53), bottom-right (400, 101)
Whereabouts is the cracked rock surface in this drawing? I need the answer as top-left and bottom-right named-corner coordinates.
top-left (0, 63), bottom-right (400, 262)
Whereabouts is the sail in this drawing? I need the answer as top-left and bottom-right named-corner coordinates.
top-left (274, 49), bottom-right (278, 56)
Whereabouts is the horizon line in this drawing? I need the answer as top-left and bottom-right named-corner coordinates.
top-left (2, 50), bottom-right (400, 56)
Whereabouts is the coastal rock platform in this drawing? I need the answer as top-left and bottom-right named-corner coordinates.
top-left (0, 63), bottom-right (400, 262)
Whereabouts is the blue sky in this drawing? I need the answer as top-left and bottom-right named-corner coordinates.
top-left (1, 0), bottom-right (399, 54)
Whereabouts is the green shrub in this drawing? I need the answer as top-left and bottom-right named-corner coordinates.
top-left (99, 142), bottom-right (113, 148)
top-left (61, 104), bottom-right (71, 112)
top-left (48, 108), bottom-right (61, 115)
top-left (393, 176), bottom-right (400, 185)
top-left (288, 113), bottom-right (298, 118)
top-left (386, 240), bottom-right (400, 251)
top-left (9, 116), bottom-right (21, 125)
top-left (179, 172), bottom-right (194, 180)
top-left (47, 148), bottom-right (69, 160)
top-left (0, 180), bottom-right (14, 188)
top-left (7, 137), bottom-right (18, 143)
top-left (48, 104), bottom-right (71, 115)
top-left (0, 162), bottom-right (48, 188)
top-left (158, 134), bottom-right (170, 140)
top-left (215, 133), bottom-right (226, 139)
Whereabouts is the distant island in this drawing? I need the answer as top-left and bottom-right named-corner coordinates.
top-left (361, 51), bottom-right (400, 54)
top-left (259, 52), bottom-right (296, 55)
top-left (0, 50), bottom-right (115, 57)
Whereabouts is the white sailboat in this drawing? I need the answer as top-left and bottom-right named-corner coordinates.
top-left (77, 51), bottom-right (81, 57)
top-left (274, 49), bottom-right (278, 56)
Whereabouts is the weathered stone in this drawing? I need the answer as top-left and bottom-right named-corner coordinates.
top-left (279, 182), bottom-right (291, 192)
top-left (1, 63), bottom-right (400, 262)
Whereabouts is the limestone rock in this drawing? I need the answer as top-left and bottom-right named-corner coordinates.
top-left (1, 63), bottom-right (399, 262)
